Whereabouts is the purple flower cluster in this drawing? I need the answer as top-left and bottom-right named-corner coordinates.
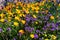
top-left (25, 14), bottom-right (37, 23)
top-left (25, 26), bottom-right (34, 32)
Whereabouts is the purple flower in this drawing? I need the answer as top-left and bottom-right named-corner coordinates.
top-left (13, 38), bottom-right (16, 40)
top-left (39, 38), bottom-right (43, 40)
top-left (25, 17), bottom-right (30, 22)
top-left (55, 23), bottom-right (59, 30)
top-left (47, 12), bottom-right (52, 16)
top-left (7, 27), bottom-right (11, 31)
top-left (34, 34), bottom-right (38, 39)
top-left (56, 27), bottom-right (58, 30)
top-left (25, 14), bottom-right (37, 23)
top-left (26, 14), bottom-right (31, 17)
top-left (4, 19), bottom-right (8, 22)
top-left (56, 23), bottom-right (59, 27)
top-left (42, 26), bottom-right (47, 30)
top-left (25, 27), bottom-right (34, 32)
top-left (51, 22), bottom-right (55, 27)
top-left (40, 32), bottom-right (43, 34)
top-left (25, 23), bottom-right (28, 27)
top-left (36, 30), bottom-right (40, 33)
top-left (7, 0), bottom-right (13, 2)
top-left (31, 17), bottom-right (37, 21)
top-left (44, 16), bottom-right (49, 20)
top-left (56, 22), bottom-right (60, 26)
top-left (56, 0), bottom-right (60, 3)
top-left (50, 27), bottom-right (56, 31)
top-left (25, 27), bottom-right (30, 31)
top-left (46, 23), bottom-right (51, 27)
top-left (0, 28), bottom-right (2, 33)
top-left (31, 27), bottom-right (34, 31)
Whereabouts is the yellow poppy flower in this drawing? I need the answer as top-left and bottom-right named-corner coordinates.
top-left (16, 5), bottom-right (19, 8)
top-left (51, 35), bottom-right (57, 40)
top-left (16, 9), bottom-right (21, 13)
top-left (22, 14), bottom-right (26, 17)
top-left (6, 6), bottom-right (10, 10)
top-left (0, 13), bottom-right (5, 18)
top-left (18, 2), bottom-right (21, 4)
top-left (27, 4), bottom-right (31, 8)
top-left (25, 10), bottom-right (29, 14)
top-left (19, 30), bottom-right (24, 34)
top-left (50, 16), bottom-right (54, 20)
top-left (15, 16), bottom-right (20, 21)
top-left (7, 2), bottom-right (10, 5)
top-left (0, 19), bottom-right (5, 22)
top-left (41, 1), bottom-right (45, 6)
top-left (8, 17), bottom-right (11, 19)
top-left (35, 6), bottom-right (39, 11)
top-left (36, 11), bottom-right (39, 13)
top-left (44, 34), bottom-right (47, 37)
top-left (3, 7), bottom-right (7, 11)
top-left (44, 38), bottom-right (49, 40)
top-left (8, 19), bottom-right (11, 22)
top-left (21, 20), bottom-right (26, 24)
top-left (31, 7), bottom-right (35, 11)
top-left (22, 7), bottom-right (26, 10)
top-left (31, 4), bottom-right (34, 8)
top-left (59, 3), bottom-right (60, 6)
top-left (12, 4), bottom-right (15, 7)
top-left (14, 22), bottom-right (19, 26)
top-left (45, 10), bottom-right (48, 14)
top-left (35, 21), bottom-right (38, 24)
top-left (19, 14), bottom-right (23, 17)
top-left (8, 17), bottom-right (11, 22)
top-left (8, 11), bottom-right (13, 15)
top-left (30, 34), bottom-right (34, 38)
top-left (33, 15), bottom-right (37, 18)
top-left (35, 2), bottom-right (38, 5)
top-left (39, 2), bottom-right (42, 6)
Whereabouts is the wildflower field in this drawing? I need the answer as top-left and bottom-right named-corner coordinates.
top-left (0, 0), bottom-right (60, 40)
